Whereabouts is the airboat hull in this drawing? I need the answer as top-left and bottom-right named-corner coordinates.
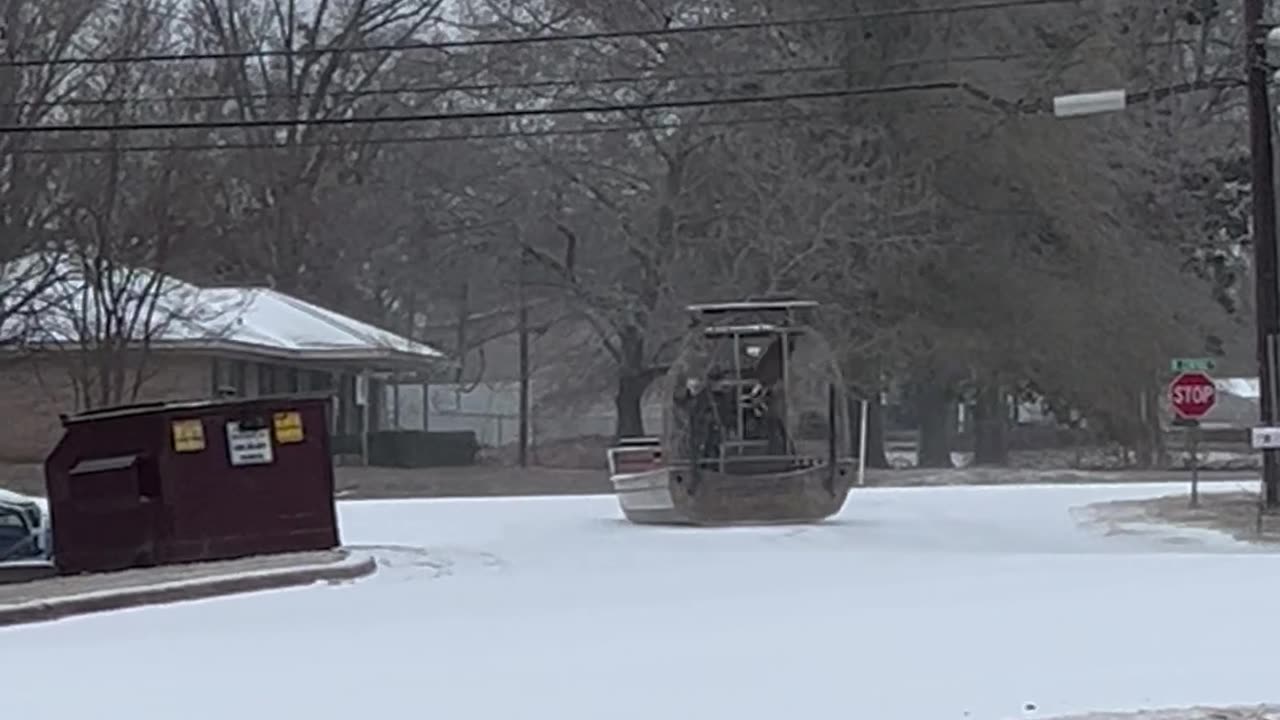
top-left (608, 296), bottom-right (855, 526)
top-left (610, 461), bottom-right (854, 526)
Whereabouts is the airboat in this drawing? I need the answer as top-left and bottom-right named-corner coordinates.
top-left (606, 298), bottom-right (855, 525)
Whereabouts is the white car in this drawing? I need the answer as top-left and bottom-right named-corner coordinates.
top-left (0, 490), bottom-right (48, 562)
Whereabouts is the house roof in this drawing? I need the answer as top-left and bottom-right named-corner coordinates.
top-left (195, 287), bottom-right (446, 362)
top-left (3, 253), bottom-right (447, 367)
top-left (1217, 377), bottom-right (1258, 399)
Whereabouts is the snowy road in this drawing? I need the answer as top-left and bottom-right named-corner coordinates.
top-left (1, 482), bottom-right (1277, 720)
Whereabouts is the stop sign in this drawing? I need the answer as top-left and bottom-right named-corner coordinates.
top-left (1169, 371), bottom-right (1217, 419)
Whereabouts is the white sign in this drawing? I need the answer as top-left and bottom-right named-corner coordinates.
top-left (1252, 427), bottom-right (1280, 450)
top-left (225, 422), bottom-right (274, 466)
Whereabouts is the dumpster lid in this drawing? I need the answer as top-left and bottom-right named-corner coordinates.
top-left (61, 391), bottom-right (335, 425)
top-left (70, 455), bottom-right (139, 475)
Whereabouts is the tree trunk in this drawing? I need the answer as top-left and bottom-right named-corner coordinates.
top-left (614, 324), bottom-right (656, 439)
top-left (916, 381), bottom-right (954, 468)
top-left (865, 394), bottom-right (891, 469)
top-left (972, 382), bottom-right (1009, 466)
top-left (615, 373), bottom-right (648, 438)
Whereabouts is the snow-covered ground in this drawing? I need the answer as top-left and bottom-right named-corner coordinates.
top-left (1, 483), bottom-right (1278, 720)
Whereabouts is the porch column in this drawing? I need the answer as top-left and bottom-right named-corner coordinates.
top-left (392, 377), bottom-right (402, 430)
top-left (421, 381), bottom-right (430, 431)
top-left (358, 369), bottom-right (370, 466)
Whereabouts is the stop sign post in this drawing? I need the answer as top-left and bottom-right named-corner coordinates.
top-left (1168, 371), bottom-right (1217, 420)
top-left (1168, 370), bottom-right (1216, 507)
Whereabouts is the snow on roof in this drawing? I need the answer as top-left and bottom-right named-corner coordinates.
top-left (1216, 377), bottom-right (1259, 399)
top-left (198, 287), bottom-right (445, 359)
top-left (2, 253), bottom-right (446, 364)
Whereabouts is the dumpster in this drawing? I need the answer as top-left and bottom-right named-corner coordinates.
top-left (44, 393), bottom-right (340, 575)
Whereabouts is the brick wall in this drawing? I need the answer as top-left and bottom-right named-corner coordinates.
top-left (0, 352), bottom-right (212, 462)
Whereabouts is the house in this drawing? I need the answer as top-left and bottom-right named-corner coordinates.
top-left (0, 254), bottom-right (448, 462)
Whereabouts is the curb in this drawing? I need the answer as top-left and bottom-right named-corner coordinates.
top-left (0, 553), bottom-right (377, 628)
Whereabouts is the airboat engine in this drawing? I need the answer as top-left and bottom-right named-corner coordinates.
top-left (607, 299), bottom-right (855, 526)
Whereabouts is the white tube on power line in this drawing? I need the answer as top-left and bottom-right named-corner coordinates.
top-left (1052, 89), bottom-right (1127, 118)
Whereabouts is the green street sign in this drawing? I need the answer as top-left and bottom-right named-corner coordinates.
top-left (1171, 358), bottom-right (1216, 373)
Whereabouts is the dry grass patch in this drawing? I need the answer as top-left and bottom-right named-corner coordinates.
top-left (1048, 706), bottom-right (1280, 720)
top-left (1083, 489), bottom-right (1280, 545)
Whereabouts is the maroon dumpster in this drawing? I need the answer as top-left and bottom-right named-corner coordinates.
top-left (44, 393), bottom-right (340, 575)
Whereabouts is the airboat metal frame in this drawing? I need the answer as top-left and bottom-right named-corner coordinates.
top-left (607, 299), bottom-right (857, 526)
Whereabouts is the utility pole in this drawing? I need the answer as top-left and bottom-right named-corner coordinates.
top-left (1246, 0), bottom-right (1280, 507)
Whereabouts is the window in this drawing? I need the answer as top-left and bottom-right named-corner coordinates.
top-left (275, 366), bottom-right (300, 393)
top-left (211, 358), bottom-right (248, 395)
top-left (258, 363), bottom-right (276, 395)
top-left (232, 361), bottom-right (247, 394)
top-left (305, 371), bottom-right (335, 392)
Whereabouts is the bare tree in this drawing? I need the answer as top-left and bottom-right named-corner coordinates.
top-left (22, 0), bottom-right (237, 409)
top-left (794, 0), bottom-right (1248, 468)
top-left (470, 0), bottom-right (855, 436)
top-left (0, 0), bottom-right (112, 348)
top-left (34, 141), bottom-right (238, 410)
top-left (184, 0), bottom-right (452, 301)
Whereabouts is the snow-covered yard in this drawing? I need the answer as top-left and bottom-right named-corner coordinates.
top-left (887, 449), bottom-right (1261, 471)
top-left (1, 483), bottom-right (1278, 720)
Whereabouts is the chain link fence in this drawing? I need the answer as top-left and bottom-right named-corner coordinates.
top-left (378, 380), bottom-right (663, 469)
top-left (374, 375), bottom-right (1261, 472)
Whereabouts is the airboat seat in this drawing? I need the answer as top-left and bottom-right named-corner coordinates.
top-left (714, 457), bottom-right (805, 475)
top-left (720, 439), bottom-right (769, 453)
top-left (609, 298), bottom-right (855, 526)
top-left (687, 299), bottom-right (819, 315)
top-left (704, 323), bottom-right (802, 338)
top-left (709, 377), bottom-right (759, 389)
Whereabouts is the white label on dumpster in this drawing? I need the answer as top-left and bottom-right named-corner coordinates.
top-left (226, 422), bottom-right (274, 466)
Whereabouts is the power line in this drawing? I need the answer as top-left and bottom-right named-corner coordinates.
top-left (13, 63), bottom-right (850, 109)
top-left (11, 108), bottom-right (869, 155)
top-left (2, 0), bottom-right (1080, 69)
top-left (0, 82), bottom-right (959, 134)
top-left (10, 42), bottom-right (1173, 112)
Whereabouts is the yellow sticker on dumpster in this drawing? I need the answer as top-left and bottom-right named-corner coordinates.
top-left (273, 411), bottom-right (304, 443)
top-left (171, 419), bottom-right (206, 452)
